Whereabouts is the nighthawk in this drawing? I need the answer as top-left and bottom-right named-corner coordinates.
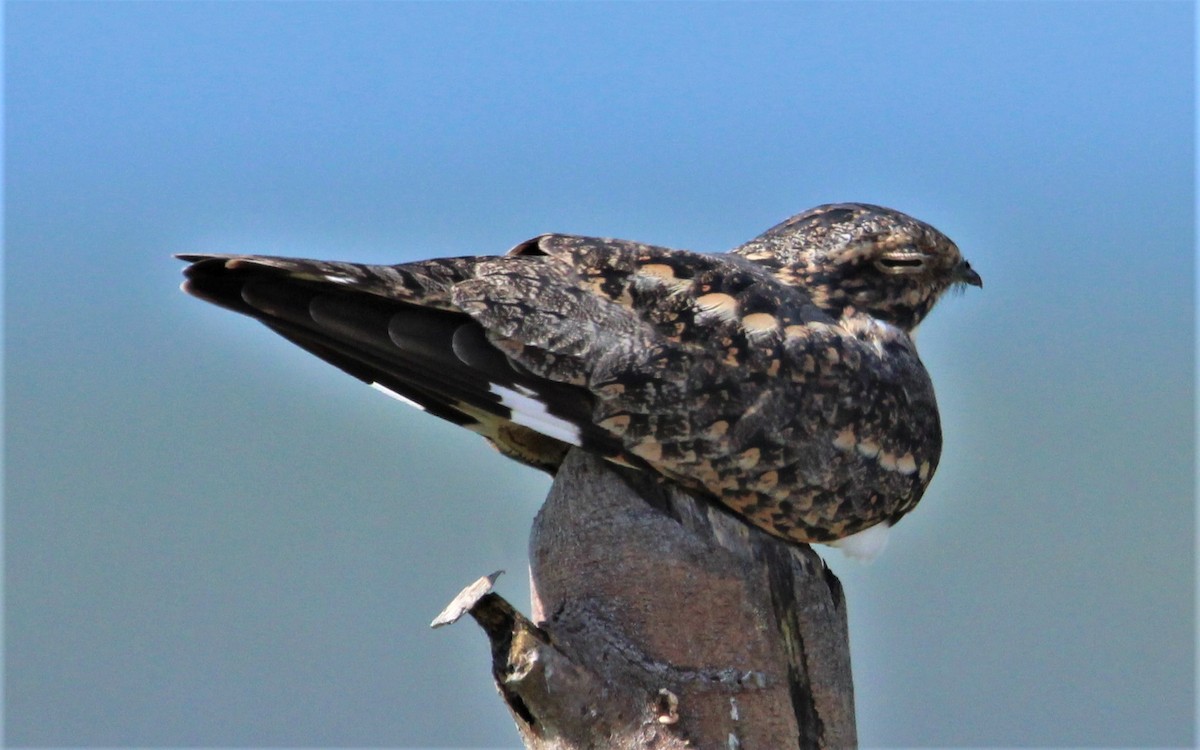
top-left (179, 203), bottom-right (980, 560)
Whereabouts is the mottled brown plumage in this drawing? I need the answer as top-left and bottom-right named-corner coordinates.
top-left (179, 203), bottom-right (980, 557)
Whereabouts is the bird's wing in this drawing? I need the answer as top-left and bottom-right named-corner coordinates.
top-left (179, 252), bottom-right (628, 470)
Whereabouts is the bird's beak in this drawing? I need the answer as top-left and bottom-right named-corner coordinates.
top-left (957, 260), bottom-right (983, 288)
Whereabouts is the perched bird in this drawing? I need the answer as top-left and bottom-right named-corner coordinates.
top-left (179, 203), bottom-right (980, 560)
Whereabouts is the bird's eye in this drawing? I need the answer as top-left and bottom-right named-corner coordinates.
top-left (874, 255), bottom-right (926, 274)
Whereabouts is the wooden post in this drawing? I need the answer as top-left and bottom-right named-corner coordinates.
top-left (433, 449), bottom-right (856, 749)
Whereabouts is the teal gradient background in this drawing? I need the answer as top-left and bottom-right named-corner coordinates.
top-left (6, 2), bottom-right (1194, 746)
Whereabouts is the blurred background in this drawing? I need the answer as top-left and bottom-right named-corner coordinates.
top-left (6, 2), bottom-right (1193, 747)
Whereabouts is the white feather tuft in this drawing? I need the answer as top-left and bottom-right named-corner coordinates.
top-left (370, 382), bottom-right (426, 411)
top-left (826, 522), bottom-right (890, 562)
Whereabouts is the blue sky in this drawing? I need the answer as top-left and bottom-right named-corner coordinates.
top-left (6, 2), bottom-right (1194, 746)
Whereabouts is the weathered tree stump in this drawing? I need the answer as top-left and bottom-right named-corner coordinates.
top-left (434, 449), bottom-right (856, 749)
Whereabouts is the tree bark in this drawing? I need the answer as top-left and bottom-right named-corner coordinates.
top-left (434, 449), bottom-right (856, 749)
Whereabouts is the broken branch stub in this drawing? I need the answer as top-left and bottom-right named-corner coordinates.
top-left (435, 449), bottom-right (855, 749)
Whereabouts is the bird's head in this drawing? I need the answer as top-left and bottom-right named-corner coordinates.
top-left (734, 203), bottom-right (981, 332)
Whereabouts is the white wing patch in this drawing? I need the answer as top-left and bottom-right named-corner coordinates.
top-left (490, 384), bottom-right (582, 446)
top-left (825, 522), bottom-right (890, 562)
